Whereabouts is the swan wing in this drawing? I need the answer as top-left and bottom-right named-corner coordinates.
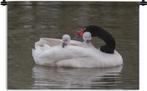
top-left (35, 38), bottom-right (84, 47)
top-left (35, 38), bottom-right (62, 47)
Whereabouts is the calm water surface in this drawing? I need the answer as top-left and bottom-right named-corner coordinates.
top-left (8, 2), bottom-right (139, 89)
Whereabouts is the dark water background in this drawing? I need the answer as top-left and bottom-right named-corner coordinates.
top-left (8, 1), bottom-right (139, 89)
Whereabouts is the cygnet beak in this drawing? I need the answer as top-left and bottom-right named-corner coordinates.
top-left (62, 40), bottom-right (68, 48)
top-left (86, 40), bottom-right (91, 43)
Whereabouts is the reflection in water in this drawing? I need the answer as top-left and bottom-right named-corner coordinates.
top-left (32, 66), bottom-right (122, 89)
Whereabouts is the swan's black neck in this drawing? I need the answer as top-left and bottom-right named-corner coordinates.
top-left (84, 25), bottom-right (115, 54)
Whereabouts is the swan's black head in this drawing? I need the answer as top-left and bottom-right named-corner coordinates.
top-left (75, 25), bottom-right (116, 54)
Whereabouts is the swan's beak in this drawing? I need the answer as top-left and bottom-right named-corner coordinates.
top-left (62, 40), bottom-right (68, 48)
top-left (74, 27), bottom-right (85, 38)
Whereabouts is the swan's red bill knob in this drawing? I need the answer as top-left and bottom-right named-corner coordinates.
top-left (75, 27), bottom-right (85, 37)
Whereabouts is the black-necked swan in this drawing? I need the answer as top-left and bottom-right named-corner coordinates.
top-left (32, 30), bottom-right (123, 68)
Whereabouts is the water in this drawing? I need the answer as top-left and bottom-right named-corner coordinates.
top-left (8, 2), bottom-right (139, 89)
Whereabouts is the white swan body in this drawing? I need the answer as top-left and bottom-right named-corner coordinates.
top-left (32, 32), bottom-right (123, 68)
top-left (32, 45), bottom-right (123, 68)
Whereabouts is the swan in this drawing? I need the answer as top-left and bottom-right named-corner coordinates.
top-left (32, 28), bottom-right (123, 68)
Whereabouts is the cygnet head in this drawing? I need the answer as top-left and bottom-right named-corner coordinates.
top-left (83, 32), bottom-right (92, 43)
top-left (62, 34), bottom-right (71, 48)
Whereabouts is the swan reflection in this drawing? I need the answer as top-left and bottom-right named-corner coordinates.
top-left (32, 65), bottom-right (123, 89)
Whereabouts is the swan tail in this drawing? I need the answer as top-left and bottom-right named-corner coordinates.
top-left (35, 39), bottom-right (48, 48)
top-left (32, 48), bottom-right (39, 63)
top-left (32, 48), bottom-right (35, 57)
top-left (33, 45), bottom-right (44, 58)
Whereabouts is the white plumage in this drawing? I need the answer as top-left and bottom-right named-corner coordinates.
top-left (32, 32), bottom-right (123, 68)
